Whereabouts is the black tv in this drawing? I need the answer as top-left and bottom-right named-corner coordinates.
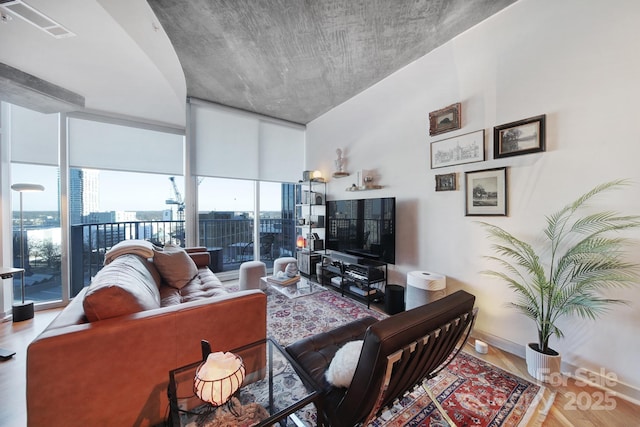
top-left (326, 197), bottom-right (396, 264)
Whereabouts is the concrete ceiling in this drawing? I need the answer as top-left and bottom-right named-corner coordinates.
top-left (0, 0), bottom-right (517, 128)
top-left (148, 0), bottom-right (517, 125)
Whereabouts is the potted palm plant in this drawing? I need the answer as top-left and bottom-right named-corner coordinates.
top-left (479, 180), bottom-right (640, 382)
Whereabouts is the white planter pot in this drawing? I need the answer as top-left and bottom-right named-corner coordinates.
top-left (525, 343), bottom-right (561, 383)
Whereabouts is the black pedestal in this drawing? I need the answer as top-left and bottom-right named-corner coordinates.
top-left (12, 301), bottom-right (34, 322)
top-left (384, 284), bottom-right (405, 315)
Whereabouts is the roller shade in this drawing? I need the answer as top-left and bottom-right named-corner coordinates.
top-left (191, 100), bottom-right (304, 182)
top-left (192, 103), bottom-right (259, 180)
top-left (69, 116), bottom-right (184, 175)
top-left (259, 121), bottom-right (306, 182)
top-left (10, 104), bottom-right (59, 166)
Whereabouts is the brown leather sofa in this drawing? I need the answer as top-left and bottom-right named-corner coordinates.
top-left (26, 245), bottom-right (267, 427)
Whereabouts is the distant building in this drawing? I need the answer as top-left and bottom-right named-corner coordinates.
top-left (70, 169), bottom-right (99, 225)
top-left (85, 211), bottom-right (137, 223)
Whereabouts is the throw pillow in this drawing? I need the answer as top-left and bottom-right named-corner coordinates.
top-left (153, 243), bottom-right (198, 289)
top-left (83, 254), bottom-right (161, 322)
top-left (325, 340), bottom-right (364, 388)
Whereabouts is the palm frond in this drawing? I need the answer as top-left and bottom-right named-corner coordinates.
top-left (571, 212), bottom-right (640, 235)
top-left (478, 180), bottom-right (640, 350)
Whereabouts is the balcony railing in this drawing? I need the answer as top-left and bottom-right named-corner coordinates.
top-left (70, 218), bottom-right (295, 296)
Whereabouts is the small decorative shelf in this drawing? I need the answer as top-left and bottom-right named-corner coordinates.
top-left (332, 172), bottom-right (350, 178)
top-left (346, 185), bottom-right (383, 191)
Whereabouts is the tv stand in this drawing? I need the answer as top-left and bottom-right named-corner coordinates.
top-left (329, 251), bottom-right (363, 265)
top-left (320, 254), bottom-right (387, 309)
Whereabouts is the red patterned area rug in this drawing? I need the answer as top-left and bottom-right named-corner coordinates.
top-left (264, 288), bottom-right (554, 427)
top-left (267, 288), bottom-right (387, 345)
top-left (369, 352), bottom-right (555, 427)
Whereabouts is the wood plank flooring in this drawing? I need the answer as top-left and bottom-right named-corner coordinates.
top-left (1, 309), bottom-right (59, 427)
top-left (2, 303), bottom-right (639, 426)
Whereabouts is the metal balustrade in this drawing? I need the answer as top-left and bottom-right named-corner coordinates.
top-left (70, 218), bottom-right (296, 296)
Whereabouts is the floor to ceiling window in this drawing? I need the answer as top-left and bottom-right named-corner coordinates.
top-left (11, 163), bottom-right (62, 305)
top-left (2, 99), bottom-right (303, 314)
top-left (7, 104), bottom-right (62, 307)
top-left (189, 99), bottom-right (305, 277)
top-left (197, 178), bottom-right (296, 276)
top-left (67, 114), bottom-right (184, 295)
top-left (259, 180), bottom-right (295, 261)
top-left (198, 177), bottom-right (256, 274)
top-left (68, 168), bottom-right (185, 295)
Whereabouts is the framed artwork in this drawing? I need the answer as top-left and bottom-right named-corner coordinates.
top-left (465, 167), bottom-right (507, 216)
top-left (430, 129), bottom-right (485, 169)
top-left (493, 114), bottom-right (546, 159)
top-left (429, 103), bottom-right (461, 136)
top-left (435, 173), bottom-right (456, 191)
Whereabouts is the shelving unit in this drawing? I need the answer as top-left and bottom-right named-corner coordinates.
top-left (295, 179), bottom-right (326, 276)
top-left (320, 253), bottom-right (387, 309)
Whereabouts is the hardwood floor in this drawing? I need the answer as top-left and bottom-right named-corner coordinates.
top-left (470, 341), bottom-right (640, 427)
top-left (2, 305), bottom-right (639, 426)
top-left (1, 309), bottom-right (59, 427)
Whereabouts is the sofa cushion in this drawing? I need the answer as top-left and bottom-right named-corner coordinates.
top-left (160, 267), bottom-right (229, 306)
top-left (83, 254), bottom-right (162, 322)
top-left (153, 243), bottom-right (198, 289)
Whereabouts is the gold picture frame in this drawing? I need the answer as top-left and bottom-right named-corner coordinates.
top-left (429, 102), bottom-right (461, 136)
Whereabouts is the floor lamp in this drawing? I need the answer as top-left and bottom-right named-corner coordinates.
top-left (11, 183), bottom-right (45, 322)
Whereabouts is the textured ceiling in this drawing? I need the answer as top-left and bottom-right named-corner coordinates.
top-left (148, 0), bottom-right (517, 125)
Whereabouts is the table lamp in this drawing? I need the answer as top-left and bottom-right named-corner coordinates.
top-left (11, 183), bottom-right (45, 322)
top-left (194, 350), bottom-right (245, 411)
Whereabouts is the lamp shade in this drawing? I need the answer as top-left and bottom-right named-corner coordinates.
top-left (194, 351), bottom-right (245, 406)
top-left (11, 183), bottom-right (45, 192)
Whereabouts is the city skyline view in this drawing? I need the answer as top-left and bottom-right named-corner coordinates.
top-left (11, 164), bottom-right (285, 214)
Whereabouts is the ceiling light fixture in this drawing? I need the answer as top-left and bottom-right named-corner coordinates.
top-left (0, 0), bottom-right (74, 38)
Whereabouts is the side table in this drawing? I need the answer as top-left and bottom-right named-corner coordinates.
top-left (168, 338), bottom-right (321, 426)
top-left (0, 267), bottom-right (24, 359)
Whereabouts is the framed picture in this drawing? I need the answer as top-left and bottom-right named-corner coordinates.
top-left (430, 129), bottom-right (485, 169)
top-left (435, 173), bottom-right (456, 191)
top-left (493, 114), bottom-right (545, 159)
top-left (465, 167), bottom-right (507, 216)
top-left (429, 103), bottom-right (461, 136)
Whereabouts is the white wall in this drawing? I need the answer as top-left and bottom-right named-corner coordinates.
top-left (306, 0), bottom-right (640, 397)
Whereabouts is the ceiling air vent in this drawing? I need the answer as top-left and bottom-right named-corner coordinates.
top-left (0, 0), bottom-right (75, 39)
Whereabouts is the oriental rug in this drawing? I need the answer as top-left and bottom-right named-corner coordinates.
top-left (262, 287), bottom-right (554, 427)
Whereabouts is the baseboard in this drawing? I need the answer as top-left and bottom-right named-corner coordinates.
top-left (472, 329), bottom-right (640, 406)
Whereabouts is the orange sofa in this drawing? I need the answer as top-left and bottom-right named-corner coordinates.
top-left (26, 245), bottom-right (266, 427)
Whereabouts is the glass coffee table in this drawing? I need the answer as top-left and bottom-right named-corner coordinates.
top-left (168, 338), bottom-right (320, 426)
top-left (261, 276), bottom-right (326, 299)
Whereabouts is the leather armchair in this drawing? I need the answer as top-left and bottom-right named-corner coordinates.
top-left (285, 290), bottom-right (477, 427)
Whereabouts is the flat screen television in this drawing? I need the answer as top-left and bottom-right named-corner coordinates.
top-left (326, 197), bottom-right (396, 264)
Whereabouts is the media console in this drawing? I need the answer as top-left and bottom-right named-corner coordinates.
top-left (320, 252), bottom-right (387, 309)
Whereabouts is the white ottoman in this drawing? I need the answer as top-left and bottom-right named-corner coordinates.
top-left (239, 261), bottom-right (267, 290)
top-left (406, 271), bottom-right (446, 310)
top-left (273, 257), bottom-right (298, 274)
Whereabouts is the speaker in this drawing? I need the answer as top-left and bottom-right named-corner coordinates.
top-left (384, 284), bottom-right (405, 315)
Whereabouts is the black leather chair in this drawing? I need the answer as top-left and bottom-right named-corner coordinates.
top-left (285, 290), bottom-right (477, 427)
